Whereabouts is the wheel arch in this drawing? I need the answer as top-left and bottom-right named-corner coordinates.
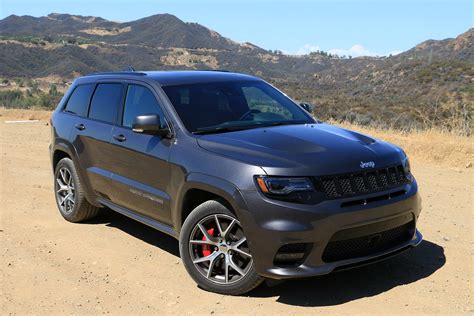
top-left (52, 148), bottom-right (71, 169)
top-left (51, 143), bottom-right (101, 207)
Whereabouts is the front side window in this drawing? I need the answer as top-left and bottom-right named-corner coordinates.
top-left (122, 84), bottom-right (166, 128)
top-left (162, 81), bottom-right (312, 133)
top-left (64, 84), bottom-right (95, 117)
top-left (88, 83), bottom-right (123, 124)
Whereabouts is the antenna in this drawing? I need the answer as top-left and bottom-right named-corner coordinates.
top-left (126, 65), bottom-right (136, 72)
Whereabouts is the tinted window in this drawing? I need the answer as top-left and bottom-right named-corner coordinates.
top-left (122, 85), bottom-right (166, 128)
top-left (162, 81), bottom-right (312, 132)
top-left (242, 86), bottom-right (292, 119)
top-left (64, 84), bottom-right (94, 117)
top-left (88, 83), bottom-right (123, 124)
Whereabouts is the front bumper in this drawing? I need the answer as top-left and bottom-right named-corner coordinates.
top-left (238, 181), bottom-right (422, 279)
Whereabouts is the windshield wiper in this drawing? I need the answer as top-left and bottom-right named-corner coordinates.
top-left (193, 121), bottom-right (308, 135)
top-left (193, 125), bottom-right (255, 135)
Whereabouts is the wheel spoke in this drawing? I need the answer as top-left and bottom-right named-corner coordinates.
top-left (232, 247), bottom-right (252, 258)
top-left (56, 179), bottom-right (68, 193)
top-left (228, 255), bottom-right (245, 276)
top-left (60, 193), bottom-right (72, 206)
top-left (193, 251), bottom-right (219, 264)
top-left (59, 169), bottom-right (67, 184)
top-left (207, 253), bottom-right (220, 278)
top-left (222, 219), bottom-right (235, 238)
top-left (198, 223), bottom-right (215, 242)
top-left (190, 239), bottom-right (217, 246)
top-left (224, 254), bottom-right (229, 283)
top-left (67, 195), bottom-right (75, 204)
top-left (214, 215), bottom-right (224, 237)
top-left (234, 237), bottom-right (246, 248)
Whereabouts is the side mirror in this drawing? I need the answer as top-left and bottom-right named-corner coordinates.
top-left (299, 102), bottom-right (314, 113)
top-left (132, 114), bottom-right (169, 136)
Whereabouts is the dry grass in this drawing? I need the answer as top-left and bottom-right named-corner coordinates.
top-left (1, 108), bottom-right (471, 168)
top-left (336, 121), bottom-right (473, 169)
top-left (0, 107), bottom-right (52, 121)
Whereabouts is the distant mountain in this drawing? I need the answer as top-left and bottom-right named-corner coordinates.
top-left (0, 13), bottom-right (241, 50)
top-left (0, 14), bottom-right (472, 133)
top-left (399, 29), bottom-right (473, 61)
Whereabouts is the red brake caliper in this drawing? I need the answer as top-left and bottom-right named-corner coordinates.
top-left (201, 227), bottom-right (215, 256)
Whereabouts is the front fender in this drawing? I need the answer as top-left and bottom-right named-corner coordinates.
top-left (173, 172), bottom-right (250, 232)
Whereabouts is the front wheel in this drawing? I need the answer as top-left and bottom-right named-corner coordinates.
top-left (179, 200), bottom-right (263, 295)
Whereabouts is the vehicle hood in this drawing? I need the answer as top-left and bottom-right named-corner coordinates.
top-left (196, 123), bottom-right (405, 176)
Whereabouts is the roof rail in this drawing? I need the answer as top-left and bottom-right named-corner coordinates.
top-left (85, 71), bottom-right (147, 77)
top-left (198, 69), bottom-right (230, 72)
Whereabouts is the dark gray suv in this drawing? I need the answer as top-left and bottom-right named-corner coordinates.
top-left (50, 70), bottom-right (422, 295)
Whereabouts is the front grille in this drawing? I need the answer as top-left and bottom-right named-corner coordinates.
top-left (322, 220), bottom-right (415, 262)
top-left (314, 164), bottom-right (408, 199)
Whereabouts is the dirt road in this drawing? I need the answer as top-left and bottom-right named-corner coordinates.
top-left (1, 115), bottom-right (473, 314)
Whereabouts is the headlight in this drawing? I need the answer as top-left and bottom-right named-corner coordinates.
top-left (255, 176), bottom-right (323, 204)
top-left (256, 177), bottom-right (313, 194)
top-left (403, 157), bottom-right (411, 174)
top-left (402, 156), bottom-right (414, 182)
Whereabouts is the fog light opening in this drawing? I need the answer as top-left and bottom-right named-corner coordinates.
top-left (273, 243), bottom-right (312, 267)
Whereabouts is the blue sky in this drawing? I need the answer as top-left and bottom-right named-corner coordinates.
top-left (1, 0), bottom-right (472, 56)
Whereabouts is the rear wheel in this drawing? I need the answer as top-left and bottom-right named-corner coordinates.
top-left (179, 200), bottom-right (263, 295)
top-left (54, 158), bottom-right (99, 222)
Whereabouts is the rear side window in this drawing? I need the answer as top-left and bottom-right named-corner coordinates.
top-left (122, 84), bottom-right (167, 128)
top-left (64, 84), bottom-right (94, 117)
top-left (88, 83), bottom-right (123, 124)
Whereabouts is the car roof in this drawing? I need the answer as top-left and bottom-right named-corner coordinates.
top-left (82, 70), bottom-right (261, 86)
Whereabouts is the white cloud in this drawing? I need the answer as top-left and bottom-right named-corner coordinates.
top-left (329, 44), bottom-right (378, 57)
top-left (288, 43), bottom-right (402, 58)
top-left (284, 44), bottom-right (321, 56)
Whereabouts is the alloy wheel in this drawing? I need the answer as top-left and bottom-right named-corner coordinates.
top-left (55, 167), bottom-right (75, 214)
top-left (189, 214), bottom-right (253, 284)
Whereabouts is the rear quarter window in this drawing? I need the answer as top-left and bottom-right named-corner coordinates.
top-left (63, 84), bottom-right (95, 117)
top-left (88, 83), bottom-right (123, 124)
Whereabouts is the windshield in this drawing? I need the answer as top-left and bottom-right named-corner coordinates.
top-left (162, 81), bottom-right (314, 133)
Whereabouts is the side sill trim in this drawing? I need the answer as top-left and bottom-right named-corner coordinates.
top-left (98, 198), bottom-right (178, 239)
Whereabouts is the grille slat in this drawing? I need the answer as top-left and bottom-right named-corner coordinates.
top-left (339, 177), bottom-right (353, 195)
top-left (315, 164), bottom-right (408, 199)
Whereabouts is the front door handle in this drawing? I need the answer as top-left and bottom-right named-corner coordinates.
top-left (74, 123), bottom-right (85, 131)
top-left (113, 134), bottom-right (127, 142)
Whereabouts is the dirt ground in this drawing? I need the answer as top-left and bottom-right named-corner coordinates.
top-left (1, 110), bottom-right (473, 315)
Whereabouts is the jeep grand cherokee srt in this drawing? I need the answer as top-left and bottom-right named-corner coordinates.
top-left (50, 70), bottom-right (422, 295)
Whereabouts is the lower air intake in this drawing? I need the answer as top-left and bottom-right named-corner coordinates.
top-left (322, 220), bottom-right (415, 262)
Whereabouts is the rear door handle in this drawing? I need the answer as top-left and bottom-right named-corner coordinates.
top-left (74, 123), bottom-right (85, 131)
top-left (113, 134), bottom-right (127, 142)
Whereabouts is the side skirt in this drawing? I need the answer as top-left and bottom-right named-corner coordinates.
top-left (98, 198), bottom-right (178, 239)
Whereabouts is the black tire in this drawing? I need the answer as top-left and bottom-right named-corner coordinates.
top-left (54, 158), bottom-right (100, 222)
top-left (179, 199), bottom-right (263, 295)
